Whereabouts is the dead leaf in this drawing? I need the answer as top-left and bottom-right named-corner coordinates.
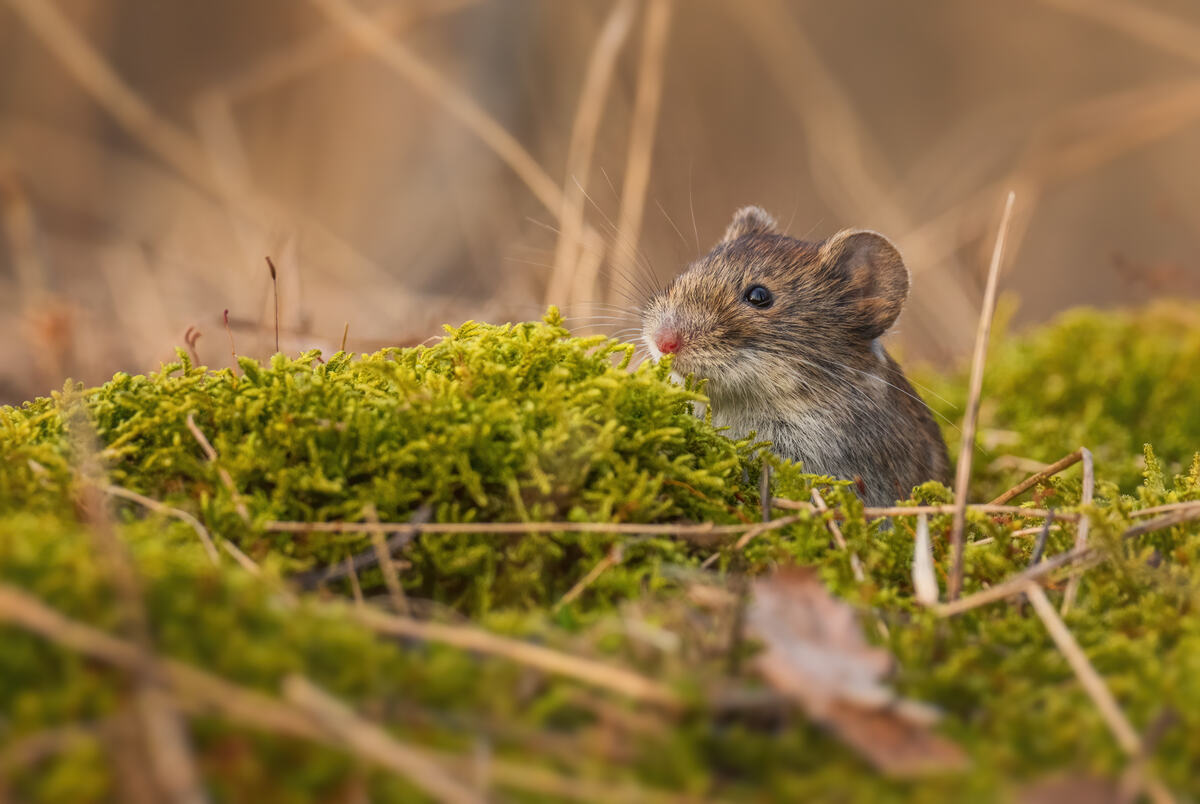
top-left (746, 567), bottom-right (968, 777)
top-left (1016, 773), bottom-right (1123, 804)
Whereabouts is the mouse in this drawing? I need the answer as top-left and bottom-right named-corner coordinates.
top-left (642, 206), bottom-right (949, 507)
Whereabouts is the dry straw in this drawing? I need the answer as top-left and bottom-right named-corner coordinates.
top-left (948, 191), bottom-right (1016, 601)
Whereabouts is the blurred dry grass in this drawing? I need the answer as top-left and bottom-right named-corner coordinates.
top-left (1, 0), bottom-right (1199, 403)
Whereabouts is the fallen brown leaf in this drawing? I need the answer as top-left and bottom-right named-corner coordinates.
top-left (746, 567), bottom-right (968, 777)
top-left (1016, 773), bottom-right (1122, 804)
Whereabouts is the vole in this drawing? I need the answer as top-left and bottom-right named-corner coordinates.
top-left (642, 206), bottom-right (949, 507)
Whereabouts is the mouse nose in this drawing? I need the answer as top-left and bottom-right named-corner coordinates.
top-left (654, 327), bottom-right (682, 354)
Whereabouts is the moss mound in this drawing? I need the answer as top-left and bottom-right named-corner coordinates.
top-left (1, 307), bottom-right (1199, 801)
top-left (925, 302), bottom-right (1200, 494)
top-left (2, 311), bottom-right (784, 616)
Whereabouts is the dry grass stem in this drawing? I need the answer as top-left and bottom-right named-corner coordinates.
top-left (306, 0), bottom-right (565, 219)
top-left (69, 427), bottom-right (207, 804)
top-left (344, 556), bottom-right (364, 607)
top-left (554, 543), bottom-right (624, 612)
top-left (102, 484), bottom-right (220, 565)
top-left (0, 583), bottom-right (677, 802)
top-left (185, 413), bottom-right (251, 523)
top-left (4, 0), bottom-right (238, 202)
top-left (271, 518), bottom-right (732, 539)
top-left (697, 516), bottom-right (805, 569)
top-left (938, 506), bottom-right (1200, 617)
top-left (0, 720), bottom-right (110, 777)
top-left (350, 605), bottom-right (682, 710)
top-left (905, 79), bottom-right (1200, 276)
top-left (5, 0), bottom-right (388, 289)
top-left (989, 448), bottom-right (1084, 505)
top-left (545, 0), bottom-right (638, 307)
top-left (1036, 0), bottom-right (1200, 67)
top-left (0, 162), bottom-right (46, 298)
top-left (732, 0), bottom-right (980, 354)
top-left (1061, 447), bottom-right (1095, 614)
top-left (968, 523), bottom-right (1064, 548)
top-left (283, 675), bottom-right (483, 804)
top-left (1023, 583), bottom-right (1142, 755)
top-left (759, 464), bottom-right (772, 523)
top-left (771, 498), bottom-right (1082, 522)
top-left (811, 489), bottom-right (864, 582)
top-left (220, 0), bottom-right (479, 101)
top-left (365, 504), bottom-right (408, 615)
top-left (948, 190), bottom-right (1017, 601)
top-left (1128, 501), bottom-right (1200, 519)
top-left (609, 0), bottom-right (675, 305)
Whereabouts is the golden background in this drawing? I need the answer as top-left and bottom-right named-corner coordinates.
top-left (2, 0), bottom-right (1198, 402)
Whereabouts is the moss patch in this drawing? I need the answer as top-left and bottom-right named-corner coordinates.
top-left (1, 307), bottom-right (1199, 801)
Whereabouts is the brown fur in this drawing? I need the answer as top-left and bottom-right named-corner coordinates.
top-left (643, 206), bottom-right (949, 506)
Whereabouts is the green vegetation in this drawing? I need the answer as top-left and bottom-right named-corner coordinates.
top-left (1, 306), bottom-right (1198, 802)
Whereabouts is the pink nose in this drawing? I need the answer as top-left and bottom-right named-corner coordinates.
top-left (655, 327), bottom-right (681, 354)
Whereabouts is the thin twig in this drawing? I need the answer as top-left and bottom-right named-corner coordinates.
top-left (283, 675), bottom-right (482, 804)
top-left (103, 484), bottom-right (220, 565)
top-left (68, 418), bottom-right (207, 804)
top-left (545, 0), bottom-right (638, 307)
top-left (759, 465), bottom-right (772, 523)
top-left (698, 516), bottom-right (805, 569)
top-left (1062, 447), bottom-right (1094, 614)
top-left (0, 584), bottom-right (667, 802)
top-left (812, 489), bottom-right (864, 581)
top-left (989, 448), bottom-right (1083, 505)
top-left (185, 413), bottom-right (250, 523)
top-left (1024, 583), bottom-right (1141, 755)
top-left (272, 518), bottom-right (735, 539)
top-left (948, 190), bottom-right (1017, 601)
top-left (350, 605), bottom-right (682, 710)
top-left (554, 543), bottom-right (623, 612)
top-left (771, 498), bottom-right (1082, 522)
top-left (291, 506), bottom-right (430, 590)
top-left (1027, 511), bottom-right (1054, 566)
top-left (937, 506), bottom-right (1200, 617)
top-left (1129, 501), bottom-right (1200, 519)
top-left (365, 504), bottom-right (408, 615)
top-left (344, 556), bottom-right (364, 607)
top-left (609, 0), bottom-right (674, 306)
top-left (0, 720), bottom-right (112, 777)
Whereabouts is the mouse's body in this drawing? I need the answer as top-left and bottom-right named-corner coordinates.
top-left (642, 206), bottom-right (948, 507)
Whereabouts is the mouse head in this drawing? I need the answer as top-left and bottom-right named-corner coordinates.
top-left (642, 206), bottom-right (910, 401)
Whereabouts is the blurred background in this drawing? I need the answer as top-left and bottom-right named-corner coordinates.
top-left (2, 0), bottom-right (1199, 404)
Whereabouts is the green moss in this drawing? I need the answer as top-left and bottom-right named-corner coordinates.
top-left (1, 306), bottom-right (1199, 801)
top-left (923, 301), bottom-right (1200, 495)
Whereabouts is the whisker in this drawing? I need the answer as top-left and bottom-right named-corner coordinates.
top-left (656, 199), bottom-right (692, 252)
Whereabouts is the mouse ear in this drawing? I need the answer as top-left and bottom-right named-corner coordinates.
top-left (818, 229), bottom-right (909, 339)
top-left (721, 206), bottom-right (778, 243)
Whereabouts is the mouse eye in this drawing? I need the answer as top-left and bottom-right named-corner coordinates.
top-left (743, 284), bottom-right (774, 309)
